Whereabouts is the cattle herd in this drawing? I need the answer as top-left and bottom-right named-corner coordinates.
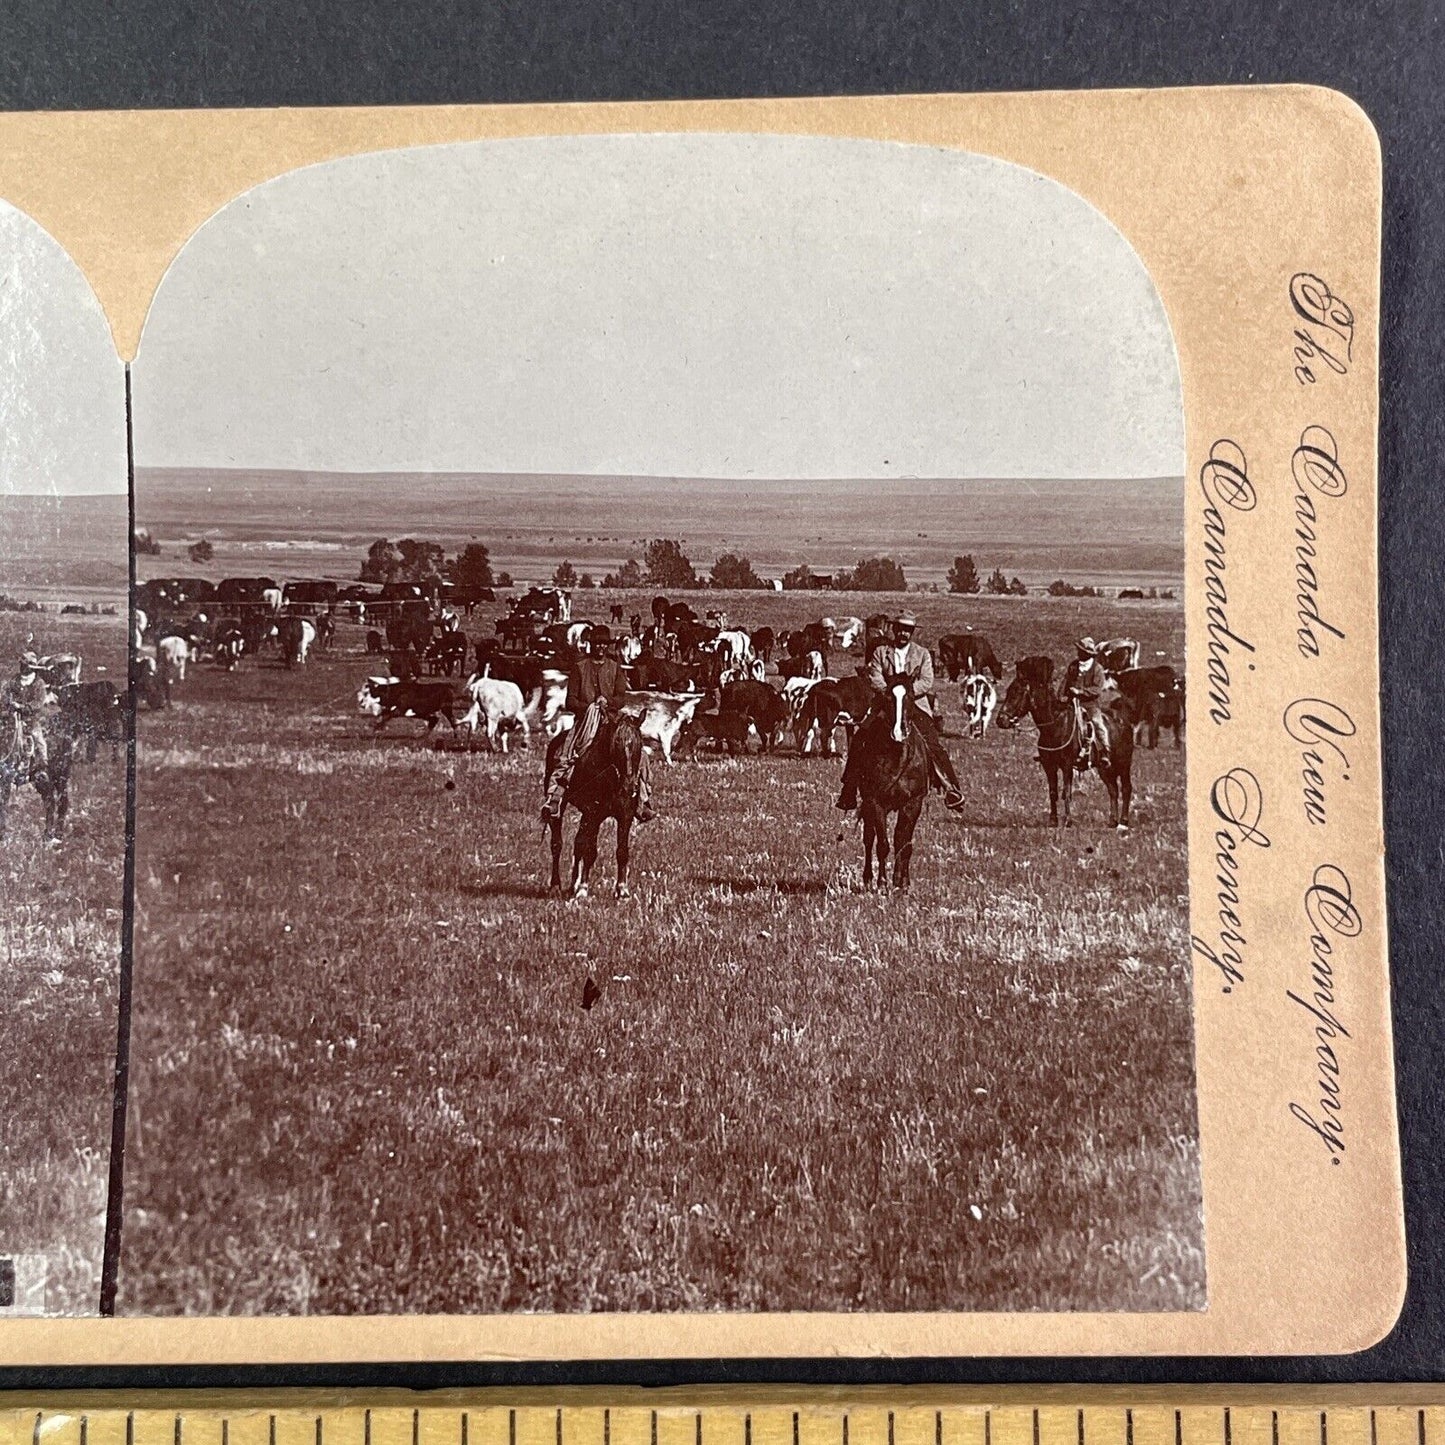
top-left (127, 575), bottom-right (1187, 862)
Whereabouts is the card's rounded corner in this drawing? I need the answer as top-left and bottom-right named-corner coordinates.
top-left (1285, 83), bottom-right (1383, 182)
top-left (1327, 1257), bottom-right (1408, 1356)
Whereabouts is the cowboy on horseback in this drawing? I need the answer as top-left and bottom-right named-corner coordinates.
top-left (3, 652), bottom-right (51, 771)
top-left (1062, 637), bottom-right (1118, 769)
top-left (542, 635), bottom-right (654, 824)
top-left (835, 610), bottom-right (965, 814)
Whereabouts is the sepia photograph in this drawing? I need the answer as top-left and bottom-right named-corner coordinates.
top-left (0, 199), bottom-right (129, 1314)
top-left (119, 133), bottom-right (1202, 1316)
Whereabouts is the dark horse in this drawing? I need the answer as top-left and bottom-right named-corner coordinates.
top-left (544, 714), bottom-right (645, 899)
top-left (849, 676), bottom-right (932, 891)
top-left (0, 708), bottom-right (76, 842)
top-left (995, 655), bottom-right (1134, 829)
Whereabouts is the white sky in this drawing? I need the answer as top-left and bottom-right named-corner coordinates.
top-left (0, 202), bottom-right (126, 496)
top-left (133, 133), bottom-right (1183, 481)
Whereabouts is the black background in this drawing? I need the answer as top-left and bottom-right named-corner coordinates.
top-left (2, 0), bottom-right (1441, 1391)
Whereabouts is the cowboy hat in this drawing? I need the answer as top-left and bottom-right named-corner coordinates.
top-left (1077, 636), bottom-right (1098, 653)
top-left (895, 611), bottom-right (918, 629)
top-left (19, 651), bottom-right (40, 669)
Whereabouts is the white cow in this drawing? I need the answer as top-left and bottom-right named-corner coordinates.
top-left (619, 691), bottom-right (706, 764)
top-left (261, 587), bottom-right (284, 613)
top-left (133, 607), bottom-right (148, 651)
top-left (782, 673), bottom-right (823, 721)
top-left (157, 634), bottom-right (190, 686)
top-left (462, 676), bottom-right (532, 752)
top-left (961, 672), bottom-right (998, 738)
top-left (714, 629), bottom-right (752, 669)
top-left (619, 635), bottom-right (644, 666)
top-left (830, 615), bottom-right (865, 652)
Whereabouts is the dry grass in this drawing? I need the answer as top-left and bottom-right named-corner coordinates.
top-left (0, 611), bottom-right (126, 1314)
top-left (121, 591), bottom-right (1202, 1315)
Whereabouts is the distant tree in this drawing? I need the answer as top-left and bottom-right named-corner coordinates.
top-left (947, 554), bottom-right (981, 594)
top-left (553, 560), bottom-right (579, 588)
top-left (496, 571), bottom-right (513, 589)
top-left (782, 564), bottom-right (816, 591)
top-left (1146, 586), bottom-right (1158, 599)
top-left (1047, 579), bottom-right (1100, 598)
top-left (450, 542), bottom-right (494, 591)
top-left (133, 530), bottom-right (162, 556)
top-left (578, 573), bottom-right (596, 589)
top-left (849, 556), bottom-right (907, 592)
top-left (396, 538), bottom-right (446, 583)
top-left (644, 538), bottom-right (700, 589)
top-left (986, 566), bottom-right (1010, 595)
top-left (187, 539), bottom-right (214, 564)
top-left (360, 538), bottom-right (400, 583)
top-left (1008, 576), bottom-right (1029, 596)
top-left (711, 552), bottom-right (765, 589)
top-left (602, 558), bottom-right (645, 588)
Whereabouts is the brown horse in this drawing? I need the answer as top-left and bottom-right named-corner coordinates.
top-left (850, 677), bottom-right (932, 891)
top-left (995, 655), bottom-right (1134, 829)
top-left (545, 715), bottom-right (645, 899)
top-left (0, 708), bottom-right (76, 842)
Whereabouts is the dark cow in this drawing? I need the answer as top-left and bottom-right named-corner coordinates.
top-left (425, 631), bottom-right (470, 677)
top-left (472, 652), bottom-right (555, 710)
top-left (315, 611), bottom-right (337, 651)
top-left (285, 579), bottom-right (339, 614)
top-left (1115, 665), bottom-right (1185, 749)
top-left (214, 623), bottom-right (245, 670)
top-left (795, 672), bottom-right (875, 756)
top-left (777, 650), bottom-right (826, 682)
top-left (386, 603), bottom-right (432, 655)
top-left (630, 656), bottom-right (701, 692)
top-left (130, 654), bottom-right (170, 710)
top-left (357, 678), bottom-right (458, 733)
top-left (862, 613), bottom-right (893, 655)
top-left (57, 681), bottom-right (125, 762)
top-left (937, 632), bottom-right (1003, 682)
top-left (719, 678), bottom-right (790, 752)
top-left (215, 576), bottom-right (279, 610)
top-left (365, 628), bottom-right (386, 655)
top-left (681, 709), bottom-right (753, 757)
top-left (750, 626), bottom-right (776, 665)
top-left (609, 604), bottom-right (625, 623)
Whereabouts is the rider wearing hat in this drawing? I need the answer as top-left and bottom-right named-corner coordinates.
top-left (3, 651), bottom-right (51, 768)
top-left (1063, 637), bottom-right (1117, 768)
top-left (835, 610), bottom-right (966, 814)
top-left (541, 633), bottom-right (653, 824)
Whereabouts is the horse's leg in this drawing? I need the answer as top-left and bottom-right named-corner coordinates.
top-left (549, 813), bottom-right (564, 890)
top-left (48, 768), bottom-right (70, 840)
top-left (861, 809), bottom-right (874, 889)
top-left (615, 813), bottom-right (633, 899)
top-left (1100, 765), bottom-right (1120, 828)
top-left (572, 812), bottom-right (601, 898)
top-left (1061, 762), bottom-right (1073, 827)
top-left (1046, 764), bottom-right (1059, 826)
top-left (1117, 749), bottom-right (1133, 831)
top-left (875, 808), bottom-right (890, 889)
top-left (893, 799), bottom-right (923, 892)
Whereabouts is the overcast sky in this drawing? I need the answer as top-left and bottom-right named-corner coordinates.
top-left (134, 133), bottom-right (1182, 481)
top-left (0, 201), bottom-right (126, 496)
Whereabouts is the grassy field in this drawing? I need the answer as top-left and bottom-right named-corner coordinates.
top-left (121, 588), bottom-right (1201, 1315)
top-left (0, 608), bottom-right (126, 1314)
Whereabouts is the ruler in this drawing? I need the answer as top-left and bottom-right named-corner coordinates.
top-left (3, 1394), bottom-right (1444, 1445)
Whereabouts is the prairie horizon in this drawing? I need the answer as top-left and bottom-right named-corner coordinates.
top-left (134, 468), bottom-right (1184, 591)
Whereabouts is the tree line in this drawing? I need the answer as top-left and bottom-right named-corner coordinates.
top-left (144, 531), bottom-right (1157, 600)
